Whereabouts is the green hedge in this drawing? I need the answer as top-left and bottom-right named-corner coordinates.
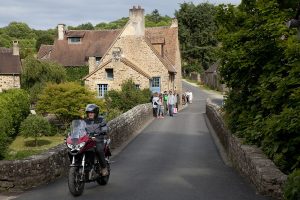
top-left (0, 89), bottom-right (30, 159)
top-left (284, 169), bottom-right (300, 200)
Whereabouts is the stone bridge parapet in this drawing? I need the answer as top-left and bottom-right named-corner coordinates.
top-left (206, 100), bottom-right (287, 200)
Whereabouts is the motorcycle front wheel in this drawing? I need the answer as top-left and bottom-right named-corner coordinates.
top-left (97, 163), bottom-right (110, 185)
top-left (68, 167), bottom-right (85, 196)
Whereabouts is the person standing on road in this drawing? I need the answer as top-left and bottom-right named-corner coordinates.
top-left (168, 91), bottom-right (176, 117)
top-left (163, 91), bottom-right (168, 116)
top-left (189, 91), bottom-right (193, 104)
top-left (152, 92), bottom-right (159, 118)
top-left (157, 93), bottom-right (164, 118)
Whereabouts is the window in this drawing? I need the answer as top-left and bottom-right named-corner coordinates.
top-left (98, 84), bottom-right (108, 98)
top-left (105, 68), bottom-right (114, 80)
top-left (68, 37), bottom-right (81, 44)
top-left (151, 77), bottom-right (160, 87)
top-left (96, 57), bottom-right (101, 64)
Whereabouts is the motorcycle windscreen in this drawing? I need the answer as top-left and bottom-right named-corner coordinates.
top-left (69, 120), bottom-right (87, 141)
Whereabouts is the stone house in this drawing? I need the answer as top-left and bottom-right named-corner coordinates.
top-left (0, 41), bottom-right (21, 92)
top-left (38, 6), bottom-right (182, 97)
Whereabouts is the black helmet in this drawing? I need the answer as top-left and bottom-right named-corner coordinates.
top-left (85, 104), bottom-right (99, 118)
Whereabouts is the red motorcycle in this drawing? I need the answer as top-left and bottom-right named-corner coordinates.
top-left (66, 120), bottom-right (111, 196)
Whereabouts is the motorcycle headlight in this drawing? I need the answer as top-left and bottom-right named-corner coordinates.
top-left (67, 143), bottom-right (73, 149)
top-left (78, 142), bottom-right (86, 149)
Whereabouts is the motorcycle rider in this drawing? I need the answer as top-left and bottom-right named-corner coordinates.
top-left (84, 104), bottom-right (109, 176)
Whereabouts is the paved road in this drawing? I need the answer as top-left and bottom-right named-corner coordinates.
top-left (12, 81), bottom-right (269, 200)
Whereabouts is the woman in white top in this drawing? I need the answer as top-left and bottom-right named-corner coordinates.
top-left (152, 92), bottom-right (159, 117)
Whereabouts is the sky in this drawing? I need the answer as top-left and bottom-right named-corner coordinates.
top-left (0, 0), bottom-right (241, 30)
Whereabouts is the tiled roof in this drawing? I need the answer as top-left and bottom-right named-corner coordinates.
top-left (37, 26), bottom-right (179, 71)
top-left (37, 45), bottom-right (53, 59)
top-left (0, 47), bottom-right (21, 74)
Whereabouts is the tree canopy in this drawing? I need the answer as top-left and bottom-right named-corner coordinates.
top-left (217, 0), bottom-right (300, 173)
top-left (175, 2), bottom-right (218, 74)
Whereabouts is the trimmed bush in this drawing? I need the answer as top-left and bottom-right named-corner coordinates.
top-left (20, 115), bottom-right (51, 146)
top-left (284, 169), bottom-right (300, 200)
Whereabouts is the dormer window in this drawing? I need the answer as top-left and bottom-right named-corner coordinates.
top-left (96, 57), bottom-right (101, 64)
top-left (68, 37), bottom-right (81, 44)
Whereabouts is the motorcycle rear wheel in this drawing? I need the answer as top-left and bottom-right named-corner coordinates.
top-left (68, 167), bottom-right (85, 196)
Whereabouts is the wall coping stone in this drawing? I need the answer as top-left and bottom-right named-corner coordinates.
top-left (206, 99), bottom-right (287, 200)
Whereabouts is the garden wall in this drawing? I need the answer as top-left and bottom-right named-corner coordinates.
top-left (0, 103), bottom-right (152, 192)
top-left (206, 100), bottom-right (287, 200)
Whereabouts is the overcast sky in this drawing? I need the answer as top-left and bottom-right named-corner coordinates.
top-left (0, 0), bottom-right (241, 30)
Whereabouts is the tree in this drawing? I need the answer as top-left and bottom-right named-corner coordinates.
top-left (175, 2), bottom-right (218, 73)
top-left (69, 22), bottom-right (94, 30)
top-left (36, 82), bottom-right (105, 126)
top-left (4, 22), bottom-right (35, 39)
top-left (217, 0), bottom-right (300, 173)
top-left (35, 34), bottom-right (54, 50)
top-left (21, 56), bottom-right (66, 103)
top-left (20, 115), bottom-right (51, 146)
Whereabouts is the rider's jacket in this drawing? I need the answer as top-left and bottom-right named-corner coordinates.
top-left (84, 116), bottom-right (108, 141)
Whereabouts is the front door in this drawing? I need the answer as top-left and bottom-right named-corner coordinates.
top-left (150, 77), bottom-right (160, 94)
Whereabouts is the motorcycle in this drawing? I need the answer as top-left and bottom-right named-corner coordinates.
top-left (66, 119), bottom-right (111, 196)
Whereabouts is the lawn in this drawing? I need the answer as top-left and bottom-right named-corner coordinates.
top-left (5, 135), bottom-right (66, 160)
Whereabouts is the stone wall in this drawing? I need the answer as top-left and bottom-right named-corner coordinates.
top-left (206, 100), bottom-right (287, 200)
top-left (0, 103), bottom-right (153, 192)
top-left (0, 75), bottom-right (20, 92)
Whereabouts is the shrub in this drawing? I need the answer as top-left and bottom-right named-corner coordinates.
top-left (0, 89), bottom-right (30, 159)
top-left (0, 100), bottom-right (13, 159)
top-left (0, 89), bottom-right (30, 134)
top-left (20, 115), bottom-right (51, 146)
top-left (284, 169), bottom-right (300, 200)
top-left (105, 79), bottom-right (151, 112)
top-left (36, 82), bottom-right (105, 126)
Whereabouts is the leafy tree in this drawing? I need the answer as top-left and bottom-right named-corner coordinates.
top-left (20, 115), bottom-right (51, 146)
top-left (4, 22), bottom-right (35, 39)
top-left (0, 89), bottom-right (30, 135)
top-left (21, 56), bottom-right (66, 103)
top-left (175, 2), bottom-right (218, 73)
top-left (217, 0), bottom-right (300, 173)
top-left (35, 34), bottom-right (54, 50)
top-left (69, 22), bottom-right (94, 30)
top-left (36, 82), bottom-right (105, 126)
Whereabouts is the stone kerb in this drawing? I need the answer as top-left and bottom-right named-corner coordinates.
top-left (206, 99), bottom-right (287, 200)
top-left (0, 103), bottom-right (153, 193)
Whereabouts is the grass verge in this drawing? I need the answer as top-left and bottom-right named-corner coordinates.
top-left (5, 135), bottom-right (65, 160)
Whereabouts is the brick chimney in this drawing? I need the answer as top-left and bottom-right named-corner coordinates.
top-left (12, 41), bottom-right (19, 56)
top-left (58, 24), bottom-right (66, 40)
top-left (127, 5), bottom-right (145, 36)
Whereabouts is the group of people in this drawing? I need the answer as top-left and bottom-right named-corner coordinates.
top-left (151, 90), bottom-right (180, 118)
top-left (182, 90), bottom-right (193, 104)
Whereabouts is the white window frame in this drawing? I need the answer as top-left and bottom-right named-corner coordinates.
top-left (97, 84), bottom-right (108, 98)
